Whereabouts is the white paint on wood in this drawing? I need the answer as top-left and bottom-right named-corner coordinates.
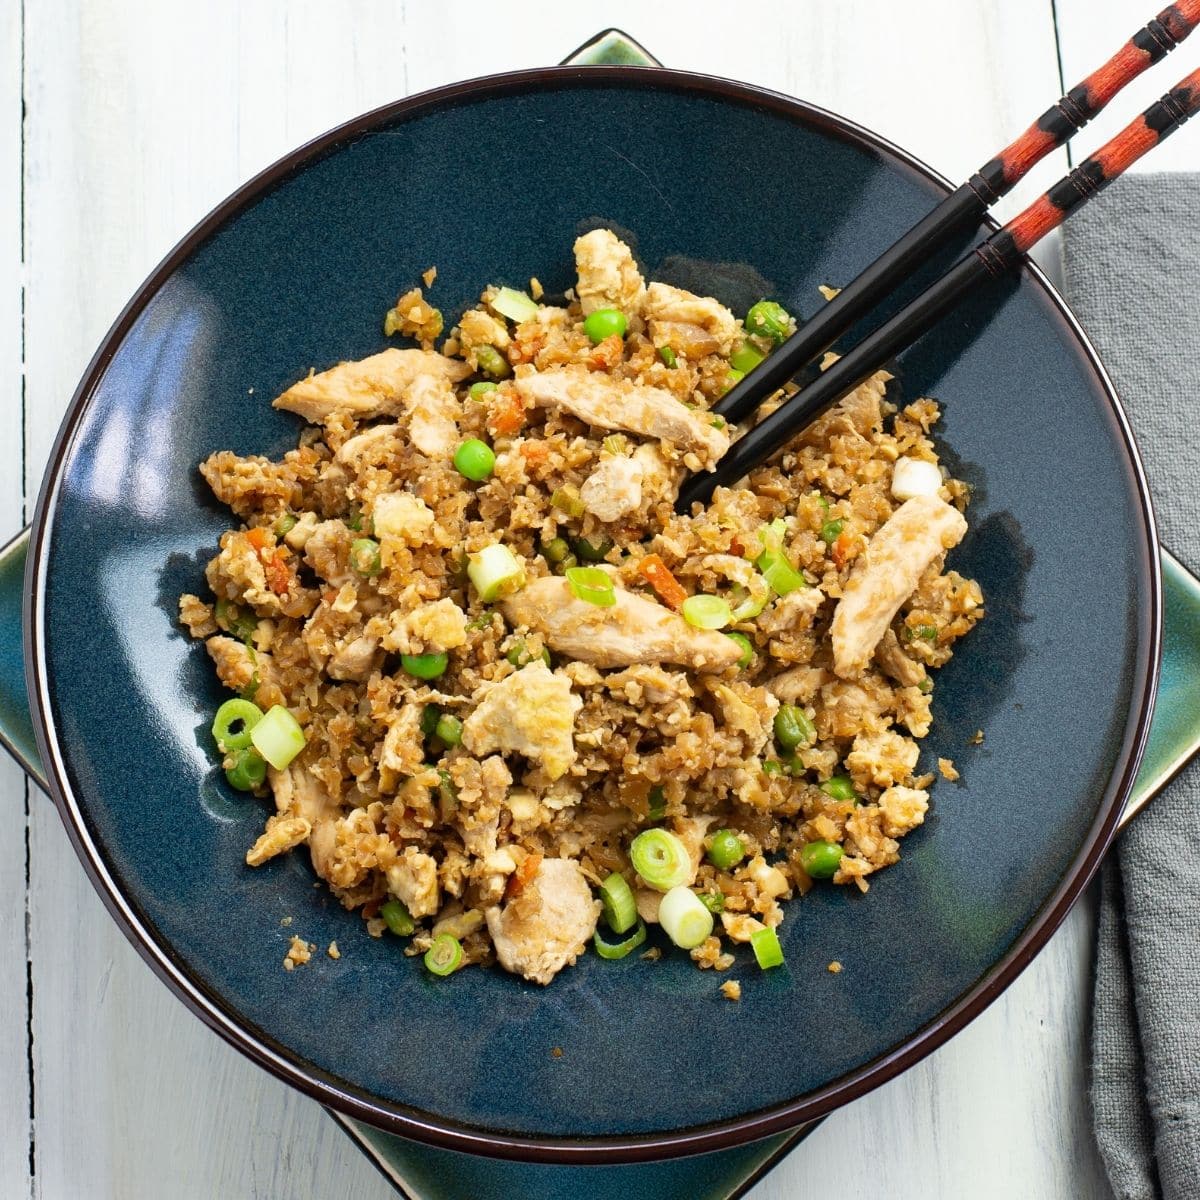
top-left (7, 1), bottom-right (1157, 1196)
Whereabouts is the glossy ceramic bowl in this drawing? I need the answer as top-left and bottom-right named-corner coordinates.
top-left (18, 60), bottom-right (1161, 1167)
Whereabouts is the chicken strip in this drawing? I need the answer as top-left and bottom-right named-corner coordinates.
top-left (206, 635), bottom-right (285, 709)
top-left (403, 372), bottom-right (461, 458)
top-left (831, 495), bottom-right (967, 678)
top-left (273, 348), bottom-right (471, 425)
top-left (573, 229), bottom-right (646, 316)
top-left (502, 576), bottom-right (742, 672)
top-left (486, 858), bottom-right (600, 985)
top-left (580, 454), bottom-right (644, 522)
top-left (514, 367), bottom-right (729, 469)
top-left (642, 282), bottom-right (740, 356)
top-left (461, 661), bottom-right (582, 781)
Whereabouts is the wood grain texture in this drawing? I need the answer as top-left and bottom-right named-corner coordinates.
top-left (1056, 0), bottom-right (1200, 173)
top-left (3, 2), bottom-right (1139, 1197)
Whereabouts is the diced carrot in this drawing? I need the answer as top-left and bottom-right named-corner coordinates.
top-left (263, 553), bottom-right (291, 596)
top-left (831, 530), bottom-right (859, 569)
top-left (729, 536), bottom-right (745, 557)
top-left (589, 333), bottom-right (624, 371)
top-left (506, 852), bottom-right (543, 899)
top-left (639, 554), bottom-right (688, 610)
top-left (521, 440), bottom-right (550, 464)
top-left (488, 393), bottom-right (527, 437)
top-left (245, 527), bottom-right (269, 550)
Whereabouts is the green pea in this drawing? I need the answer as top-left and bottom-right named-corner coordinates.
top-left (475, 344), bottom-right (511, 379)
top-left (583, 308), bottom-right (628, 344)
top-left (774, 704), bottom-right (816, 751)
top-left (350, 537), bottom-right (382, 577)
top-left (820, 518), bottom-right (845, 544)
top-left (434, 714), bottom-right (463, 747)
top-left (762, 759), bottom-right (785, 777)
top-left (380, 899), bottom-right (415, 937)
top-left (453, 438), bottom-right (496, 482)
top-left (572, 535), bottom-right (613, 562)
top-left (658, 345), bottom-right (677, 368)
top-left (401, 652), bottom-right (449, 680)
top-left (420, 704), bottom-right (441, 737)
top-left (468, 381), bottom-right (498, 400)
top-left (820, 774), bottom-right (856, 802)
top-left (541, 537), bottom-right (571, 565)
top-left (273, 513), bottom-right (297, 536)
top-left (744, 300), bottom-right (792, 344)
top-left (799, 840), bottom-right (844, 880)
top-left (729, 341), bottom-right (766, 373)
top-left (724, 631), bottom-right (755, 669)
top-left (224, 747), bottom-right (267, 792)
top-left (706, 829), bottom-right (746, 871)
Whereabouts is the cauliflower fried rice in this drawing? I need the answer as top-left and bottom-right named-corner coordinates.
top-left (180, 229), bottom-right (984, 985)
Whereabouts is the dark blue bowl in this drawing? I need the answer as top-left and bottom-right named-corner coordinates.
top-left (24, 67), bottom-right (1158, 1162)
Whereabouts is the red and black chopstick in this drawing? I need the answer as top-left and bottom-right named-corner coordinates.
top-left (712, 0), bottom-right (1200, 426)
top-left (677, 65), bottom-right (1200, 512)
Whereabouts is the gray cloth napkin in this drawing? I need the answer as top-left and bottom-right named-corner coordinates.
top-left (1062, 173), bottom-right (1200, 1200)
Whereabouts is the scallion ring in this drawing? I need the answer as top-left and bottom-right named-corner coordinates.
top-left (424, 934), bottom-right (463, 977)
top-left (593, 918), bottom-right (647, 961)
top-left (565, 566), bottom-right (616, 608)
top-left (248, 705), bottom-right (306, 770)
top-left (599, 873), bottom-right (638, 935)
top-left (212, 698), bottom-right (264, 753)
top-left (751, 926), bottom-right (785, 969)
top-left (630, 828), bottom-right (692, 892)
top-left (680, 594), bottom-right (731, 630)
top-left (658, 886), bottom-right (714, 950)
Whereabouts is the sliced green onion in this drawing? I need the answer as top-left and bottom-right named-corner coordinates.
top-left (724, 631), bottom-right (755, 668)
top-left (602, 434), bottom-right (629, 455)
top-left (583, 308), bottom-right (628, 344)
top-left (799, 840), bottom-right (844, 880)
top-left (918, 676), bottom-right (933, 694)
top-left (723, 368), bottom-right (745, 393)
top-left (550, 486), bottom-right (586, 518)
top-left (565, 566), bottom-right (616, 608)
top-left (224, 747), bottom-right (266, 792)
top-left (751, 925), bottom-right (785, 969)
top-left (274, 513), bottom-right (298, 536)
top-left (729, 576), bottom-right (770, 622)
top-left (774, 705), bottom-right (816, 751)
top-left (681, 594), bottom-right (731, 630)
top-left (401, 652), bottom-right (449, 680)
top-left (505, 639), bottom-right (551, 668)
top-left (345, 506), bottom-right (364, 533)
top-left (381, 899), bottom-right (415, 937)
top-left (475, 344), bottom-right (511, 379)
top-left (657, 345), bottom-right (677, 368)
top-left (599, 873), bottom-right (638, 935)
top-left (658, 886), bottom-right (714, 950)
top-left (744, 300), bottom-right (792, 345)
top-left (420, 704), bottom-right (441, 738)
top-left (434, 713), bottom-right (463, 746)
top-left (761, 759), bottom-right (785, 777)
top-left (698, 891), bottom-right (725, 915)
top-left (350, 537), bottom-right (382, 577)
top-left (468, 380), bottom-right (498, 400)
top-left (706, 829), bottom-right (746, 871)
top-left (820, 775), bottom-right (856, 802)
top-left (453, 438), bottom-right (496, 482)
top-left (491, 286), bottom-right (539, 323)
top-left (820, 518), bottom-right (845, 544)
top-left (756, 551), bottom-right (807, 596)
top-left (468, 543), bottom-right (527, 603)
top-left (437, 769), bottom-right (458, 821)
top-left (212, 698), bottom-right (264, 753)
top-left (915, 624), bottom-right (939, 641)
top-left (647, 785), bottom-right (666, 823)
top-left (593, 918), bottom-right (647, 960)
top-left (630, 828), bottom-right (692, 892)
top-left (541, 536), bottom-right (571, 565)
top-left (711, 415), bottom-right (726, 429)
top-left (730, 341), bottom-right (766, 373)
top-left (249, 705), bottom-right (306, 770)
top-left (424, 934), bottom-right (463, 976)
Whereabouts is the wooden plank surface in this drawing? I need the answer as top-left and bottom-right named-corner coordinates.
top-left (3, 1), bottom-right (1149, 1196)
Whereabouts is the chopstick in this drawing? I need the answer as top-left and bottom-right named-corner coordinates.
top-left (676, 65), bottom-right (1200, 513)
top-left (711, 0), bottom-right (1200, 427)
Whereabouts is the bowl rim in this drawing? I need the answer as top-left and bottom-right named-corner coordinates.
top-left (23, 64), bottom-right (1162, 1164)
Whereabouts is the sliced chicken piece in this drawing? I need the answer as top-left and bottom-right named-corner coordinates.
top-left (380, 704), bottom-right (426, 777)
top-left (327, 634), bottom-right (380, 681)
top-left (206, 635), bottom-right (285, 708)
top-left (831, 496), bottom-right (967, 678)
top-left (580, 454), bottom-right (645, 522)
top-left (873, 627), bottom-right (927, 688)
top-left (403, 372), bottom-right (461, 458)
top-left (642, 282), bottom-right (740, 356)
top-left (766, 665), bottom-right (831, 704)
top-left (513, 367), bottom-right (729, 469)
top-left (486, 858), bottom-right (600, 985)
top-left (758, 586), bottom-right (825, 635)
top-left (335, 422), bottom-right (402, 468)
top-left (303, 520), bottom-right (355, 587)
top-left (268, 764), bottom-right (339, 880)
top-left (273, 348), bottom-right (471, 425)
top-left (707, 681), bottom-right (778, 755)
top-left (461, 661), bottom-right (582, 782)
top-left (573, 229), bottom-right (646, 316)
top-left (674, 815), bottom-right (716, 883)
top-left (502, 577), bottom-right (741, 673)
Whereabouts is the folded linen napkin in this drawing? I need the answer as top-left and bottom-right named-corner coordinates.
top-left (1062, 173), bottom-right (1200, 1200)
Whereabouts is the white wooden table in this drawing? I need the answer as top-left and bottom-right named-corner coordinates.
top-left (2, 2), bottom-right (1187, 1195)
